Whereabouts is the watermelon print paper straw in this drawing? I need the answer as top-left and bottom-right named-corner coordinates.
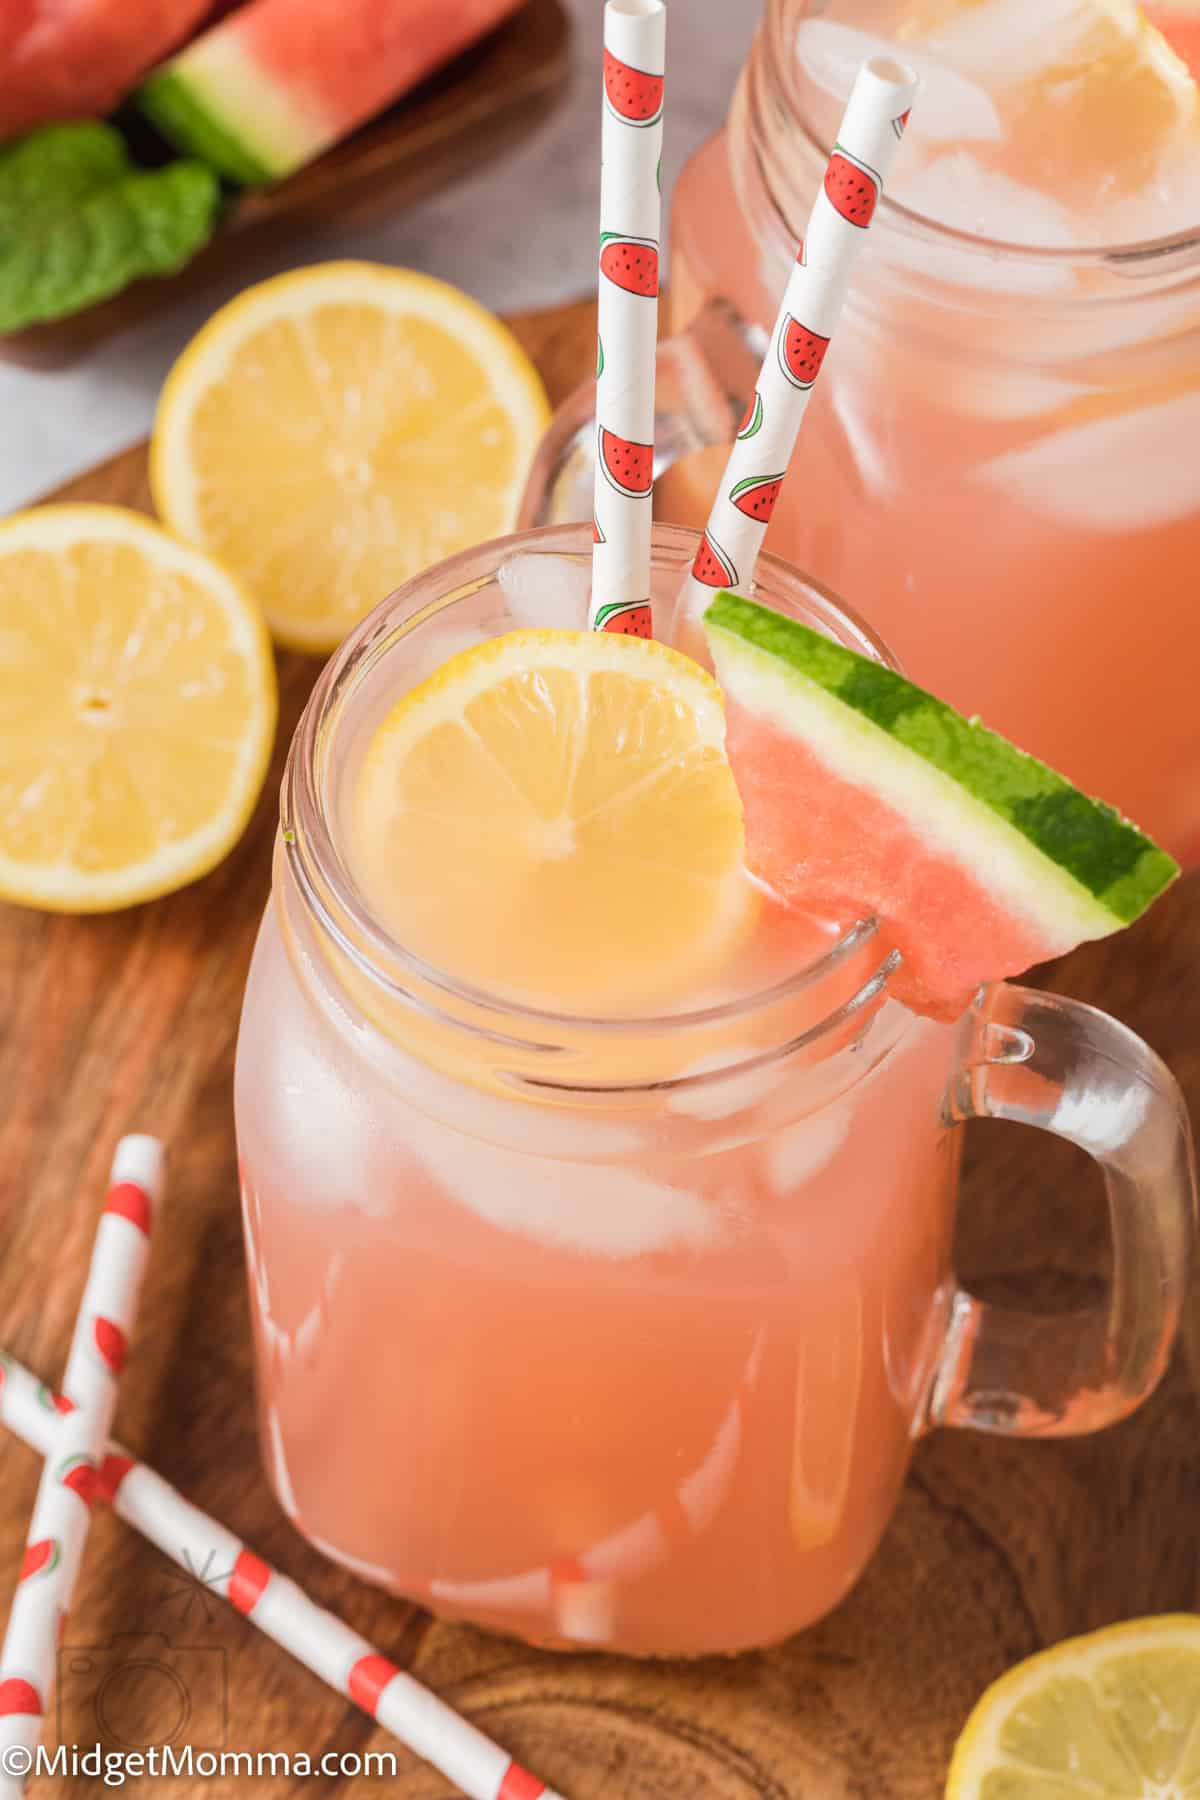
top-left (0, 1137), bottom-right (163, 1796)
top-left (0, 1355), bottom-right (565, 1800)
top-left (590, 0), bottom-right (666, 635)
top-left (667, 56), bottom-right (919, 660)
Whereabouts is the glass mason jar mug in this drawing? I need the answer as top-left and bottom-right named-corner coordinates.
top-left (234, 523), bottom-right (1194, 1659)
top-left (521, 0), bottom-right (1200, 867)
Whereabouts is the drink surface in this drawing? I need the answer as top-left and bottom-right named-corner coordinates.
top-left (664, 0), bottom-right (1200, 864)
top-left (234, 561), bottom-right (963, 1655)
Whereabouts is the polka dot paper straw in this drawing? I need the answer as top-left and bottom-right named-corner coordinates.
top-left (667, 56), bottom-right (919, 660)
top-left (590, 0), bottom-right (666, 635)
top-left (0, 1138), bottom-right (162, 1797)
top-left (0, 1355), bottom-right (564, 1800)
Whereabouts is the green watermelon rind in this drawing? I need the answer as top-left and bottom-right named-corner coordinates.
top-left (730, 473), bottom-right (785, 504)
top-left (703, 591), bottom-right (1178, 931)
top-left (138, 68), bottom-right (277, 185)
top-left (736, 392), bottom-right (764, 440)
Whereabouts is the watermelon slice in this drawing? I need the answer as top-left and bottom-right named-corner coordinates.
top-left (592, 515), bottom-right (605, 544)
top-left (138, 0), bottom-right (523, 183)
top-left (737, 391), bottom-right (764, 440)
top-left (824, 145), bottom-right (881, 228)
top-left (603, 48), bottom-right (664, 126)
top-left (595, 600), bottom-right (653, 638)
top-left (0, 0), bottom-right (216, 141)
top-left (703, 592), bottom-right (1179, 1018)
top-left (599, 233), bottom-right (659, 297)
top-left (691, 532), bottom-right (738, 589)
top-left (599, 426), bottom-right (653, 498)
top-left (778, 317), bottom-right (830, 391)
top-left (730, 473), bottom-right (784, 522)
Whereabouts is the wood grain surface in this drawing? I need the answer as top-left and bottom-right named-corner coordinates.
top-left (0, 0), bottom-right (569, 369)
top-left (0, 296), bottom-right (1197, 1799)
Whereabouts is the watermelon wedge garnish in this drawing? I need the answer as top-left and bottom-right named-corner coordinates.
top-left (599, 234), bottom-right (659, 297)
top-left (730, 473), bottom-right (784, 523)
top-left (737, 391), bottom-right (764, 440)
top-left (603, 48), bottom-right (664, 126)
top-left (595, 600), bottom-right (653, 638)
top-left (703, 592), bottom-right (1179, 1018)
top-left (779, 316), bottom-right (830, 391)
top-left (599, 426), bottom-right (653, 499)
top-left (824, 145), bottom-right (881, 228)
top-left (592, 515), bottom-right (605, 544)
top-left (691, 532), bottom-right (738, 589)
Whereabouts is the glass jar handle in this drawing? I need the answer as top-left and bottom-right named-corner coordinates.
top-left (929, 984), bottom-right (1195, 1436)
top-left (518, 298), bottom-right (764, 531)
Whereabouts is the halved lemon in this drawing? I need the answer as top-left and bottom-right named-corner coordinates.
top-left (0, 504), bottom-right (276, 912)
top-left (350, 629), bottom-right (751, 1014)
top-left (946, 1615), bottom-right (1200, 1797)
top-left (151, 262), bottom-right (551, 654)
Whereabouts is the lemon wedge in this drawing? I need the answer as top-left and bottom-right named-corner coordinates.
top-left (0, 504), bottom-right (276, 912)
top-left (151, 262), bottom-right (550, 654)
top-left (946, 1615), bottom-right (1200, 1797)
top-left (349, 628), bottom-right (751, 1014)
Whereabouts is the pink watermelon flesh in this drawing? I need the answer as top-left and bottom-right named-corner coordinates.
top-left (603, 48), bottom-right (664, 123)
top-left (824, 150), bottom-right (880, 227)
top-left (600, 427), bottom-right (652, 496)
top-left (780, 317), bottom-right (830, 389)
top-left (691, 533), bottom-right (737, 588)
top-left (732, 476), bottom-right (783, 522)
top-left (146, 0), bottom-right (524, 177)
top-left (724, 701), bottom-right (1073, 1019)
top-left (599, 237), bottom-right (659, 297)
top-left (0, 0), bottom-right (215, 138)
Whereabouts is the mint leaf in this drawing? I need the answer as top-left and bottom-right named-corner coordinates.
top-left (0, 122), bottom-right (220, 333)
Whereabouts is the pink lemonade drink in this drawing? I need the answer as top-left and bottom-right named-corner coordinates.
top-left (660, 0), bottom-right (1200, 865)
top-left (234, 525), bottom-right (1190, 1659)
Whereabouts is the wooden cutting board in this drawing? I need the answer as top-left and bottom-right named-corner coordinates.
top-left (0, 296), bottom-right (1197, 1799)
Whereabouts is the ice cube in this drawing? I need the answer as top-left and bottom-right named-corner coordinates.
top-left (796, 18), bottom-right (1002, 146)
top-left (402, 621), bottom-right (491, 688)
top-left (665, 1049), bottom-right (782, 1121)
top-left (978, 387), bottom-right (1200, 530)
top-left (407, 1102), bottom-right (718, 1257)
top-left (498, 551), bottom-right (591, 630)
top-left (892, 150), bottom-right (1082, 248)
top-left (911, 0), bottom-right (1098, 88)
top-left (266, 1032), bottom-right (373, 1212)
top-left (761, 1109), bottom-right (850, 1195)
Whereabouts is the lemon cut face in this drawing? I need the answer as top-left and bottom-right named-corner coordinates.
top-left (151, 262), bottom-right (550, 653)
top-left (350, 628), bottom-right (752, 1014)
top-left (0, 504), bottom-right (276, 912)
top-left (946, 1616), bottom-right (1200, 1798)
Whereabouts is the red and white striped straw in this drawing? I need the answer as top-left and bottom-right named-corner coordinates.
top-left (0, 1354), bottom-right (565, 1800)
top-left (0, 1137), bottom-right (163, 1796)
top-left (590, 0), bottom-right (666, 636)
top-left (667, 56), bottom-right (919, 662)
